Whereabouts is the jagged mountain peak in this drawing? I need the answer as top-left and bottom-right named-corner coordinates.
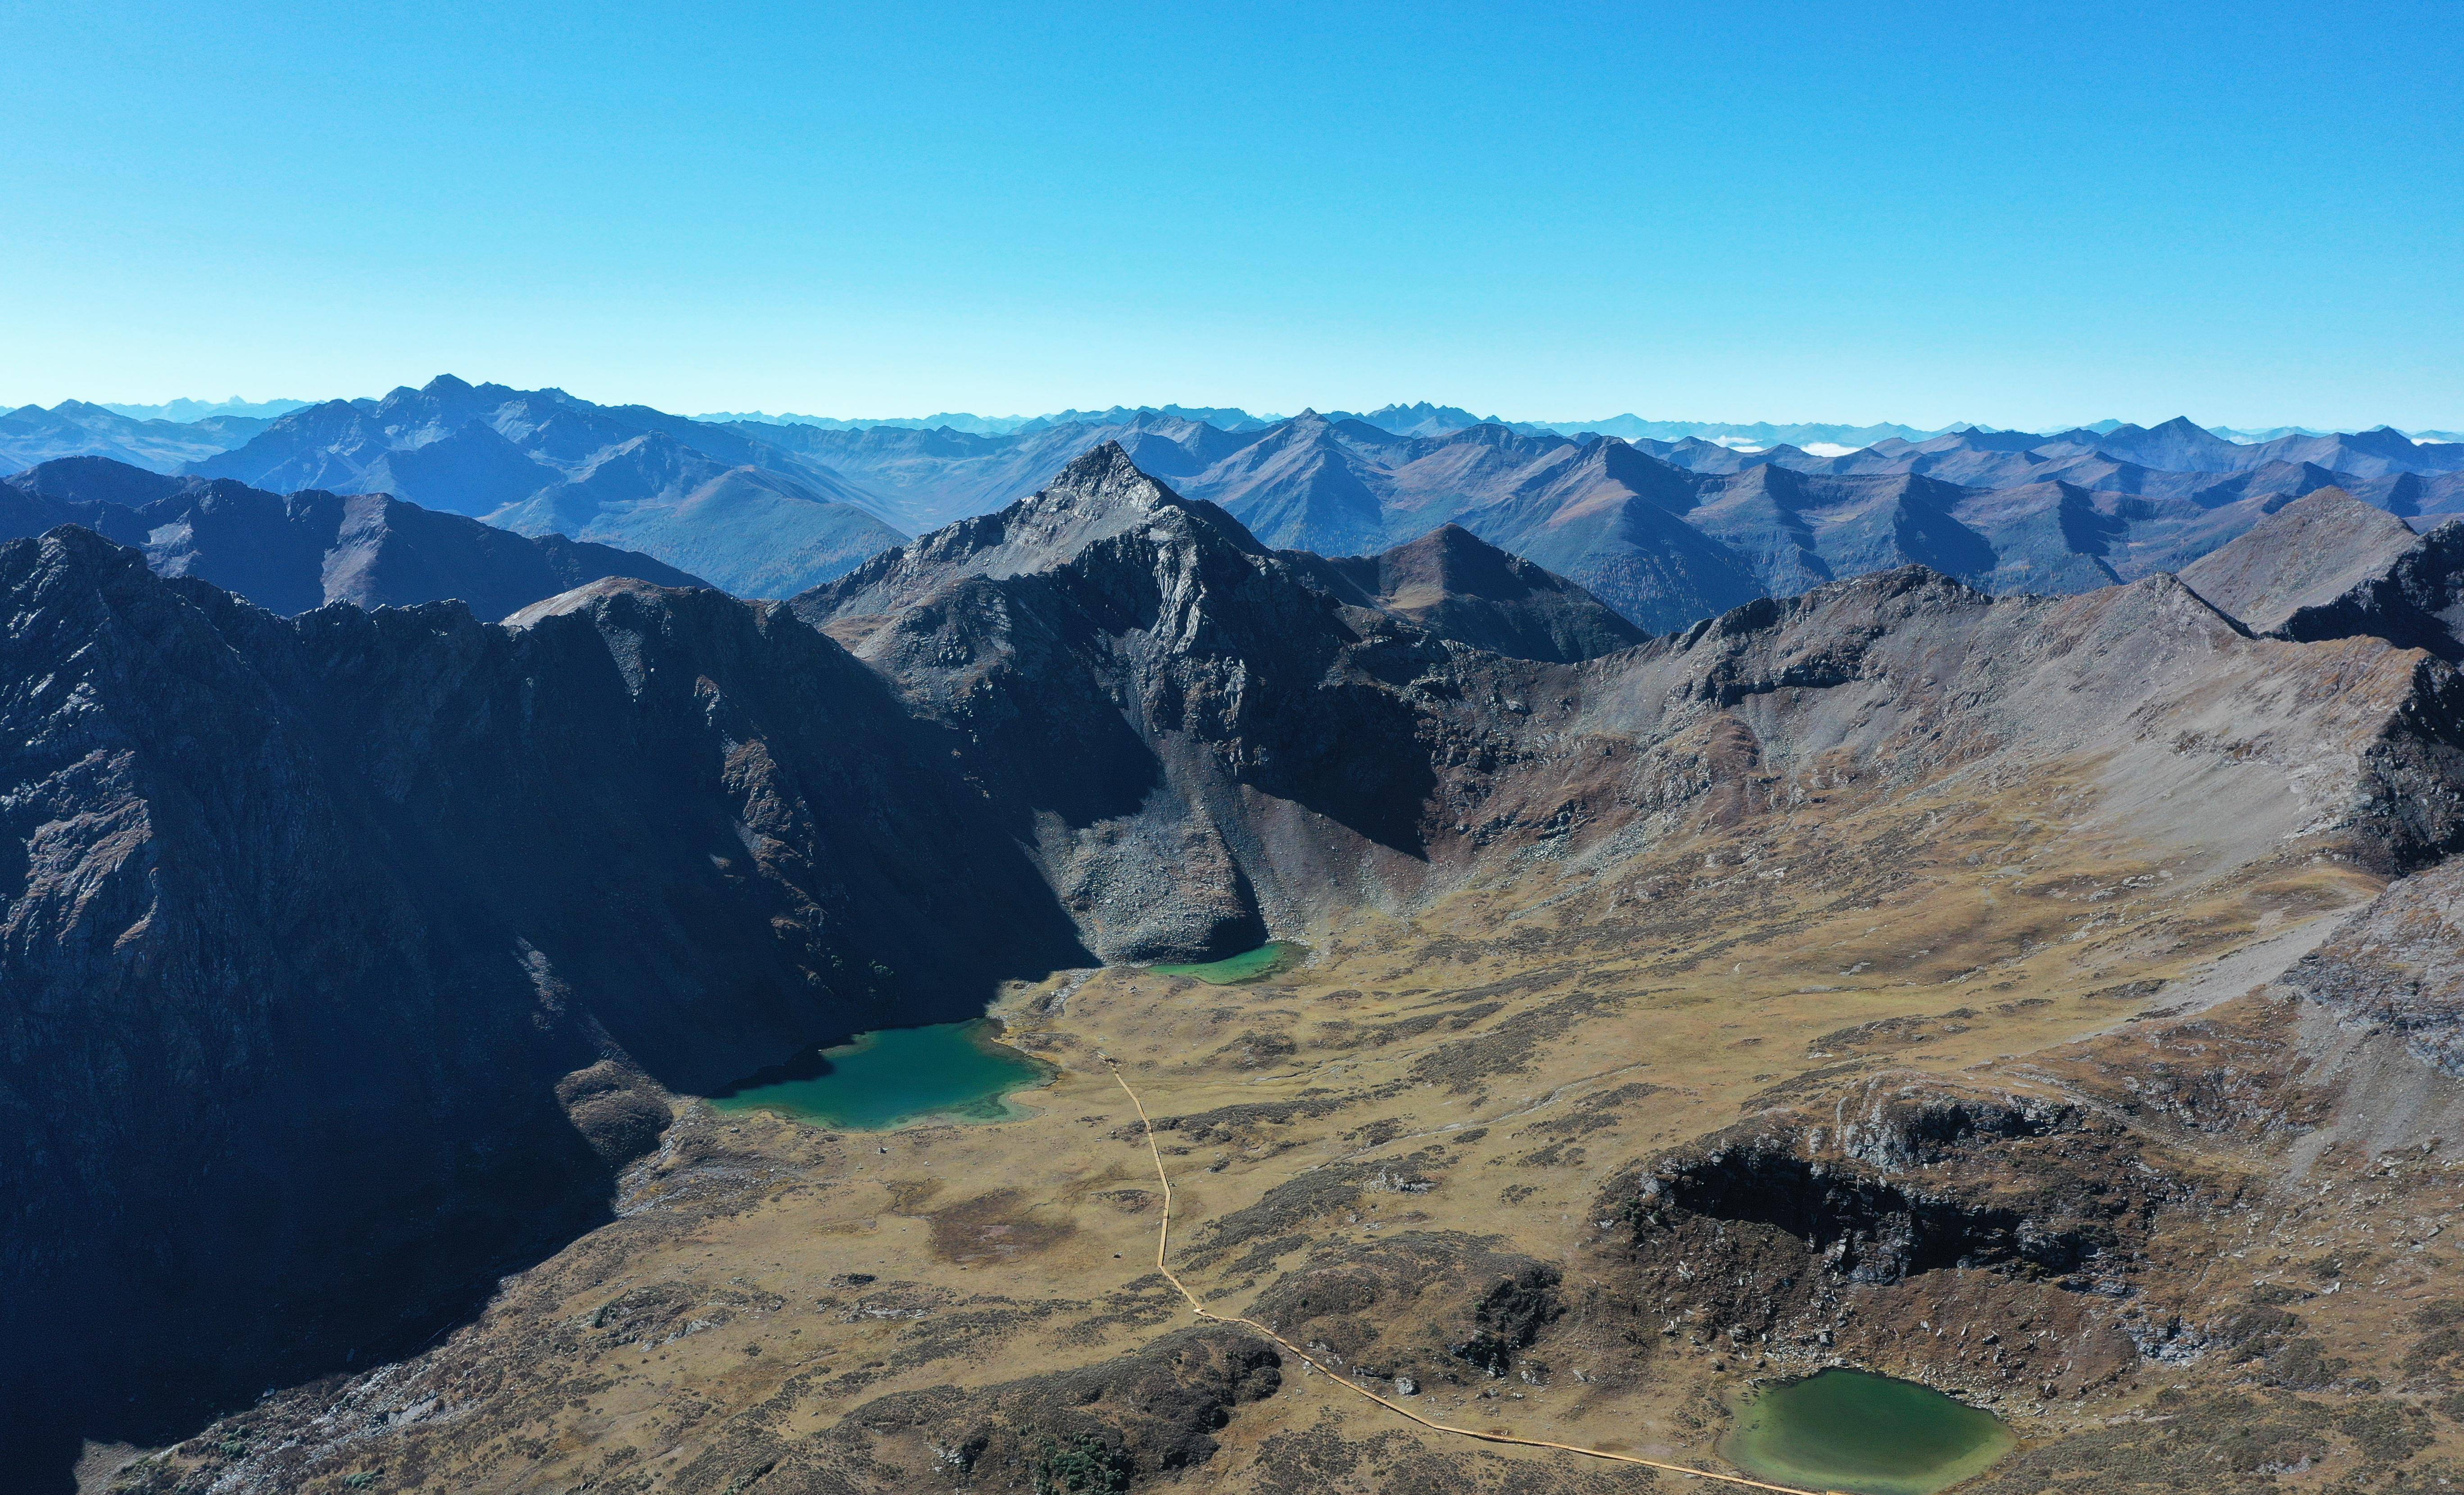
top-left (17, 518), bottom-right (147, 574)
top-left (1030, 439), bottom-right (1186, 515)
top-left (978, 439), bottom-right (1239, 565)
top-left (794, 442), bottom-right (1260, 628)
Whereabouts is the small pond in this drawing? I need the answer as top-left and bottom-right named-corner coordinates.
top-left (708, 1019), bottom-right (1054, 1131)
top-left (1148, 941), bottom-right (1307, 984)
top-left (1720, 1367), bottom-right (2015, 1495)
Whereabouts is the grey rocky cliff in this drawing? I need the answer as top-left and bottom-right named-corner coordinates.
top-left (2286, 858), bottom-right (2464, 1074)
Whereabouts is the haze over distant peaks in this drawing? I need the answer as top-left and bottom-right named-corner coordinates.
top-left (2, 454), bottom-right (705, 618)
top-left (94, 396), bottom-right (312, 422)
top-left (13, 381), bottom-right (2464, 644)
top-left (188, 375), bottom-right (906, 595)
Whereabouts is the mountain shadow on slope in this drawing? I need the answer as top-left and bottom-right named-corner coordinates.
top-left (0, 528), bottom-right (1092, 1485)
top-left (2181, 487), bottom-right (2464, 659)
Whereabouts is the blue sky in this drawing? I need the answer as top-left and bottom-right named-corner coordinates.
top-left (1, 0), bottom-right (2457, 430)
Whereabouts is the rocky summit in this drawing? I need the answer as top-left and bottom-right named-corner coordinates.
top-left (16, 444), bottom-right (2464, 1495)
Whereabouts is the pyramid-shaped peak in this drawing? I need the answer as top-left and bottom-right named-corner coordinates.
top-left (2179, 486), bottom-right (2422, 635)
top-left (1033, 440), bottom-right (1184, 516)
top-left (790, 444), bottom-right (1259, 626)
top-left (1371, 523), bottom-right (1544, 592)
top-left (1385, 521), bottom-right (1509, 565)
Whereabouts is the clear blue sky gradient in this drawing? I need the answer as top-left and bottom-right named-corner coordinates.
top-left (1, 0), bottom-right (2458, 429)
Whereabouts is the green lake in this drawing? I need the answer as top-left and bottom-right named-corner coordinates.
top-left (1721, 1368), bottom-right (2015, 1495)
top-left (708, 1019), bottom-right (1054, 1131)
top-left (1148, 941), bottom-right (1306, 984)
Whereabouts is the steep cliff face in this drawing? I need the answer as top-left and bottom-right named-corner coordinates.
top-left (0, 529), bottom-right (1084, 1469)
top-left (795, 443), bottom-right (1464, 960)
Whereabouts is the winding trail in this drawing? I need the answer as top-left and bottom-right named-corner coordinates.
top-left (1099, 1054), bottom-right (1830, 1495)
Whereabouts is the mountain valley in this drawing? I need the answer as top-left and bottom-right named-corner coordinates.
top-left (9, 441), bottom-right (2464, 1493)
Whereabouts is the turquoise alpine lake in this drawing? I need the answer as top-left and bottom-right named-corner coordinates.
top-left (1148, 941), bottom-right (1306, 984)
top-left (1720, 1368), bottom-right (2016, 1495)
top-left (708, 1019), bottom-right (1054, 1130)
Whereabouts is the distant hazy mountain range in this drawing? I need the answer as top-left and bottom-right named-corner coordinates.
top-left (169, 376), bottom-right (903, 595)
top-left (7, 378), bottom-right (2459, 629)
top-left (689, 403), bottom-right (2462, 448)
top-left (709, 406), bottom-right (2464, 631)
top-left (95, 396), bottom-right (312, 422)
top-left (3, 456), bottom-right (702, 618)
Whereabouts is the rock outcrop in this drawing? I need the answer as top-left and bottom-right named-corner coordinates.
top-left (2286, 858), bottom-right (2464, 1073)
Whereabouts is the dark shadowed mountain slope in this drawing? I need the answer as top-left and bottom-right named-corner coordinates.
top-left (0, 527), bottom-right (1088, 1474)
top-left (1322, 524), bottom-right (1647, 663)
top-left (1941, 481), bottom-right (2127, 593)
top-left (794, 443), bottom-right (1499, 958)
top-left (0, 456), bottom-right (705, 618)
top-left (2183, 488), bottom-right (2464, 658)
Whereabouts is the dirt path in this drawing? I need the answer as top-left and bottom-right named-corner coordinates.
top-left (1100, 1052), bottom-right (1835, 1495)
